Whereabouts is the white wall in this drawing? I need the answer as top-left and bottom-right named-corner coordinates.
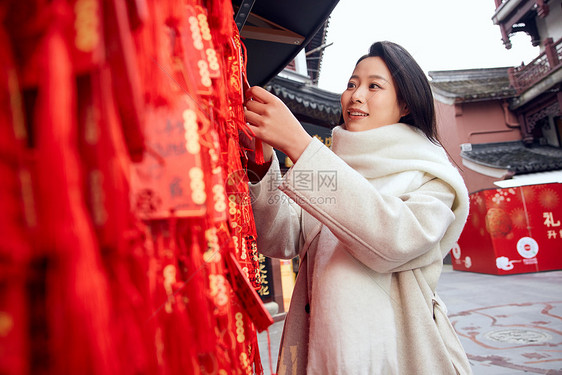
top-left (537, 0), bottom-right (562, 47)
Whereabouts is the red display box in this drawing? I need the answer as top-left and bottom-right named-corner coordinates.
top-left (453, 183), bottom-right (562, 275)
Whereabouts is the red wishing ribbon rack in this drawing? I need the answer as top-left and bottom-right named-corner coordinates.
top-left (0, 0), bottom-right (272, 373)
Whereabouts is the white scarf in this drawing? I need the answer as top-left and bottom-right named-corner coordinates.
top-left (331, 123), bottom-right (469, 255)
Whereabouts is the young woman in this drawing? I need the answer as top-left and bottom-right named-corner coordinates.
top-left (243, 41), bottom-right (472, 374)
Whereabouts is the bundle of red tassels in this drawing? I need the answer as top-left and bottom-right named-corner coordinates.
top-left (0, 0), bottom-right (272, 374)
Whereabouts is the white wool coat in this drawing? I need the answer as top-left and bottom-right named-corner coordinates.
top-left (249, 124), bottom-right (472, 375)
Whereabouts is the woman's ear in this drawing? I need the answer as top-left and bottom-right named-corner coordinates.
top-left (400, 102), bottom-right (410, 117)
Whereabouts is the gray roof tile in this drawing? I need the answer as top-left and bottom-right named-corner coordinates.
top-left (429, 67), bottom-right (517, 102)
top-left (461, 141), bottom-right (562, 174)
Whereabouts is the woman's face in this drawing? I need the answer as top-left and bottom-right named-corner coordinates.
top-left (341, 56), bottom-right (407, 132)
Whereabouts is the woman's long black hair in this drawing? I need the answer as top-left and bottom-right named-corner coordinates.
top-left (357, 41), bottom-right (439, 144)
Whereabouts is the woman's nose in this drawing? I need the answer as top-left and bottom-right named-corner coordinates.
top-left (350, 88), bottom-right (365, 103)
top-left (350, 94), bottom-right (363, 104)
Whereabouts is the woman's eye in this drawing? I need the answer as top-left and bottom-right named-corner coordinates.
top-left (347, 82), bottom-right (356, 89)
top-left (369, 83), bottom-right (381, 89)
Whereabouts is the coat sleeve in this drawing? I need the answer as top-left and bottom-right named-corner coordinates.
top-left (278, 138), bottom-right (457, 273)
top-left (249, 153), bottom-right (303, 260)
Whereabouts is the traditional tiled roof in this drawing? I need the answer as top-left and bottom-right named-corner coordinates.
top-left (266, 75), bottom-right (341, 127)
top-left (234, 0), bottom-right (340, 86)
top-left (305, 19), bottom-right (330, 84)
top-left (461, 141), bottom-right (562, 174)
top-left (429, 67), bottom-right (517, 103)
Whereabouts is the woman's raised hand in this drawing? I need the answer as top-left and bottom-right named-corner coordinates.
top-left (244, 86), bottom-right (312, 163)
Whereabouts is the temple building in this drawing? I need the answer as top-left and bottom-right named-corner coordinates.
top-left (430, 0), bottom-right (562, 275)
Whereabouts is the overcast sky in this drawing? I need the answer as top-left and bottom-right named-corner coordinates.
top-left (317, 0), bottom-right (540, 93)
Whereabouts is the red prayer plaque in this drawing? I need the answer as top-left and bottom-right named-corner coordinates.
top-left (225, 252), bottom-right (273, 333)
top-left (130, 102), bottom-right (207, 219)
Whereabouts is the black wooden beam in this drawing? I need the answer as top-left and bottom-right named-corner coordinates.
top-left (234, 0), bottom-right (256, 31)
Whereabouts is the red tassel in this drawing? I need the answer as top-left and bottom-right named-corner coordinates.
top-left (0, 26), bottom-right (31, 371)
top-left (206, 0), bottom-right (235, 45)
top-left (178, 221), bottom-right (218, 353)
top-left (266, 328), bottom-right (277, 375)
top-left (104, 0), bottom-right (146, 162)
top-left (125, 0), bottom-right (149, 30)
top-left (76, 67), bottom-right (158, 374)
top-left (240, 33), bottom-right (265, 165)
top-left (146, 220), bottom-right (201, 374)
top-left (34, 5), bottom-right (118, 372)
top-left (254, 139), bottom-right (265, 164)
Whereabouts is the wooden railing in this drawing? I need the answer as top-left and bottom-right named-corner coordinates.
top-left (508, 37), bottom-right (562, 94)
